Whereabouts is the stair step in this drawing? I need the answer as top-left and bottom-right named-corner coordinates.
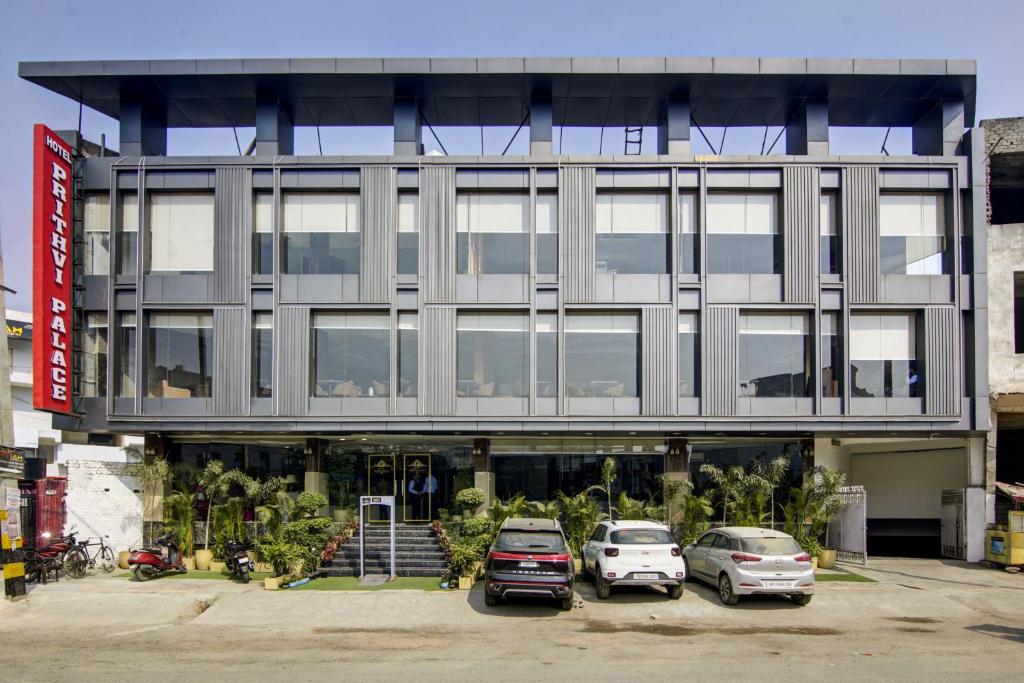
top-left (320, 567), bottom-right (444, 579)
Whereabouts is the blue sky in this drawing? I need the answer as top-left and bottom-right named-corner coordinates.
top-left (1, 0), bottom-right (1021, 310)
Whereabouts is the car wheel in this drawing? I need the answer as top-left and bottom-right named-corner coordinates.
top-left (484, 592), bottom-right (498, 607)
top-left (580, 560), bottom-right (591, 582)
top-left (682, 557), bottom-right (693, 583)
top-left (668, 583), bottom-right (684, 600)
top-left (559, 597), bottom-right (573, 611)
top-left (792, 593), bottom-right (812, 606)
top-left (595, 569), bottom-right (611, 600)
top-left (718, 573), bottom-right (739, 605)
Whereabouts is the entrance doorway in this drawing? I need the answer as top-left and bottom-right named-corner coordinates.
top-left (366, 453), bottom-right (434, 523)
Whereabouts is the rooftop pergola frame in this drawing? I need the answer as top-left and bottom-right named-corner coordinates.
top-left (19, 57), bottom-right (977, 157)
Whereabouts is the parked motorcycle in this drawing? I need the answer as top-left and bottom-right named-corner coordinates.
top-left (127, 532), bottom-right (187, 581)
top-left (224, 539), bottom-right (255, 583)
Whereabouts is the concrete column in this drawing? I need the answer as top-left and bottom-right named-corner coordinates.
top-left (965, 435), bottom-right (991, 562)
top-left (912, 100), bottom-right (965, 157)
top-left (255, 98), bottom-right (294, 155)
top-left (657, 99), bottom-right (691, 155)
top-left (304, 438), bottom-right (329, 512)
top-left (119, 100), bottom-right (167, 156)
top-left (472, 438), bottom-right (493, 513)
top-left (142, 433), bottom-right (170, 546)
top-left (529, 96), bottom-right (553, 155)
top-left (393, 97), bottom-right (422, 155)
top-left (786, 100), bottom-right (829, 156)
top-left (663, 438), bottom-right (690, 529)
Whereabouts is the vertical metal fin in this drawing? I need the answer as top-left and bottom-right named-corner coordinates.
top-left (705, 305), bottom-right (738, 416)
top-left (274, 305), bottom-right (310, 416)
top-left (213, 167), bottom-right (250, 303)
top-left (421, 166), bottom-right (456, 303)
top-left (925, 306), bottom-right (961, 416)
top-left (420, 305), bottom-right (457, 416)
top-left (359, 166), bottom-right (396, 303)
top-left (213, 306), bottom-right (249, 415)
top-left (783, 165), bottom-right (818, 303)
top-left (641, 305), bottom-right (676, 416)
top-left (845, 166), bottom-right (880, 303)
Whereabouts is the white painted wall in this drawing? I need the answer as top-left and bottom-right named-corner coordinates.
top-left (850, 448), bottom-right (967, 519)
top-left (65, 460), bottom-right (143, 553)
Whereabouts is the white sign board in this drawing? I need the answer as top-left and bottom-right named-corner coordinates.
top-left (4, 488), bottom-right (21, 545)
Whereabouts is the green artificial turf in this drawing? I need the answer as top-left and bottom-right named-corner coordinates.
top-left (291, 576), bottom-right (444, 591)
top-left (814, 571), bottom-right (876, 582)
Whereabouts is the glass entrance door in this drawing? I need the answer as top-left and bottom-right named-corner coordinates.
top-left (402, 454), bottom-right (433, 522)
top-left (367, 454), bottom-right (396, 522)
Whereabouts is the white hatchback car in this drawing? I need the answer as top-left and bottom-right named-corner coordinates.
top-left (681, 527), bottom-right (815, 606)
top-left (581, 520), bottom-right (686, 600)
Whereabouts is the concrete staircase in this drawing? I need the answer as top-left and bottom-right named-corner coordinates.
top-left (323, 524), bottom-right (447, 578)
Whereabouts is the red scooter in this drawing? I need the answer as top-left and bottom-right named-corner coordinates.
top-left (128, 532), bottom-right (187, 581)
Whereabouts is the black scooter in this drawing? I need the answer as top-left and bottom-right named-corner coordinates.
top-left (224, 539), bottom-right (255, 583)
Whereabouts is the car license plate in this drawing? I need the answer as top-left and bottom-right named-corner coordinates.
top-left (764, 580), bottom-right (793, 588)
top-left (519, 561), bottom-right (539, 568)
top-left (634, 573), bottom-right (659, 580)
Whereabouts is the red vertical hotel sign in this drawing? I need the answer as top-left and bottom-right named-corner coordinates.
top-left (32, 124), bottom-right (74, 414)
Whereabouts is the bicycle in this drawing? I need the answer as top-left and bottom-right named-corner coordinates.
top-left (64, 535), bottom-right (116, 578)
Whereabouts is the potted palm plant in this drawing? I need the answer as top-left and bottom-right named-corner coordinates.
top-left (163, 489), bottom-right (197, 569)
top-left (556, 487), bottom-right (606, 571)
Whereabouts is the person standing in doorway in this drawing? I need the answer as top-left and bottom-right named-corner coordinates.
top-left (407, 474), bottom-right (422, 522)
top-left (421, 471), bottom-right (438, 520)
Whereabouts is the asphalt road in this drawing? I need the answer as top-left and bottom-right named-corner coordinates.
top-left (2, 558), bottom-right (1022, 682)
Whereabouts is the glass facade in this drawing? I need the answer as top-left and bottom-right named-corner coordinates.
top-left (820, 192), bottom-right (840, 274)
top-left (118, 192), bottom-right (138, 276)
top-left (170, 441), bottom-right (306, 493)
top-left (457, 313), bottom-right (528, 398)
top-left (283, 192), bottom-right (361, 274)
top-left (457, 192), bottom-right (528, 275)
top-left (678, 313), bottom-right (699, 398)
top-left (565, 313), bottom-right (639, 398)
top-left (706, 192), bottom-right (780, 274)
top-left (595, 193), bottom-right (669, 274)
top-left (397, 192), bottom-right (419, 275)
top-left (398, 313), bottom-right (418, 397)
top-left (84, 194), bottom-right (110, 276)
top-left (82, 313), bottom-right (108, 397)
top-left (535, 313), bottom-right (557, 398)
top-left (678, 193), bottom-right (698, 274)
top-left (880, 193), bottom-right (946, 275)
top-left (252, 313), bottom-right (273, 398)
top-left (312, 313), bottom-right (390, 397)
top-left (821, 313), bottom-right (841, 398)
top-left (253, 191), bottom-right (273, 275)
top-left (146, 313), bottom-right (213, 398)
top-left (851, 313), bottom-right (921, 398)
top-left (117, 313), bottom-right (136, 398)
top-left (148, 192), bottom-right (215, 273)
top-left (739, 313), bottom-right (810, 398)
top-left (536, 192), bottom-right (558, 275)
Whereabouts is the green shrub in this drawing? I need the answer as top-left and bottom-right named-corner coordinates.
top-left (282, 516), bottom-right (334, 573)
top-left (295, 491), bottom-right (328, 518)
top-left (446, 538), bottom-right (485, 580)
top-left (454, 487), bottom-right (486, 513)
top-left (460, 516), bottom-right (492, 538)
top-left (253, 535), bottom-right (303, 577)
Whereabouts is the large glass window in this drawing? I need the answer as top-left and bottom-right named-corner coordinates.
top-left (565, 313), bottom-right (640, 398)
top-left (312, 313), bottom-right (389, 397)
top-left (118, 193), bottom-right (138, 276)
top-left (253, 191), bottom-right (273, 275)
top-left (707, 193), bottom-right (780, 274)
top-left (537, 193), bottom-right (558, 275)
top-left (117, 313), bottom-right (136, 398)
top-left (84, 194), bottom-right (110, 276)
top-left (457, 193), bottom-right (528, 274)
top-left (457, 313), bottom-right (528, 397)
top-left (252, 313), bottom-right (273, 398)
top-left (283, 193), bottom-right (360, 274)
top-left (147, 193), bottom-right (215, 272)
top-left (678, 313), bottom-right (699, 397)
top-left (596, 193), bottom-right (669, 274)
top-left (880, 194), bottom-right (946, 275)
top-left (397, 193), bottom-right (419, 275)
top-left (678, 193), bottom-right (697, 274)
top-left (739, 313), bottom-right (810, 398)
top-left (147, 313), bottom-right (213, 398)
top-left (82, 313), bottom-right (108, 397)
top-left (821, 313), bottom-right (841, 398)
top-left (536, 313), bottom-right (557, 397)
top-left (850, 313), bottom-right (920, 398)
top-left (820, 192), bottom-right (839, 274)
top-left (398, 313), bottom-right (418, 397)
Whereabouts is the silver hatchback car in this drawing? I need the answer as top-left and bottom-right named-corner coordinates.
top-left (681, 527), bottom-right (814, 606)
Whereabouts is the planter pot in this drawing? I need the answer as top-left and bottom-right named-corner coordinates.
top-left (462, 511), bottom-right (474, 521)
top-left (574, 559), bottom-right (583, 573)
top-left (817, 548), bottom-right (837, 570)
top-left (345, 529), bottom-right (355, 539)
top-left (264, 576), bottom-right (284, 591)
top-left (255, 562), bottom-right (273, 574)
top-left (210, 561), bottom-right (226, 574)
top-left (458, 575), bottom-right (474, 590)
top-left (194, 549), bottom-right (213, 571)
top-left (290, 560), bottom-right (305, 577)
top-left (117, 551), bottom-right (131, 570)
top-left (811, 557), bottom-right (819, 570)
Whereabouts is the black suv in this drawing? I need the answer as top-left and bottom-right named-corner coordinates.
top-left (484, 517), bottom-right (575, 611)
